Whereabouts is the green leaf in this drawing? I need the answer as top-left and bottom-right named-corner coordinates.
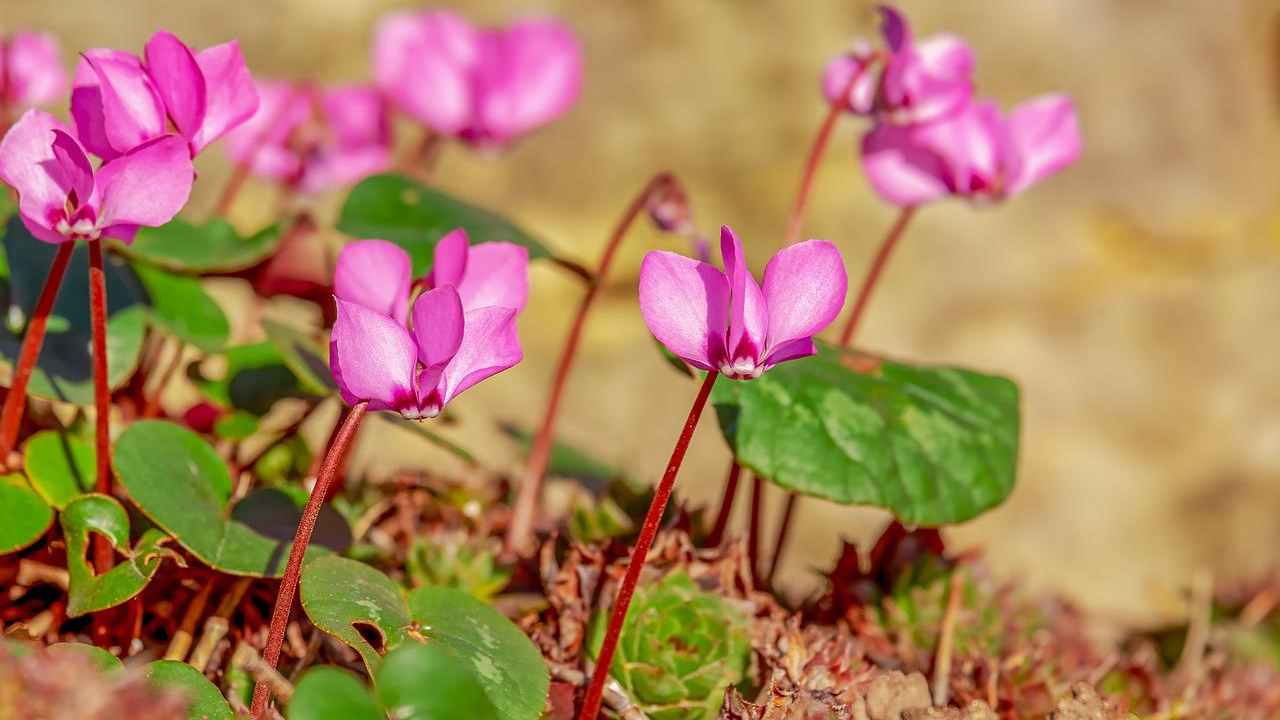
top-left (214, 410), bottom-right (260, 440)
top-left (300, 556), bottom-right (411, 674)
top-left (288, 666), bottom-right (383, 720)
top-left (144, 659), bottom-right (235, 720)
top-left (46, 642), bottom-right (122, 672)
top-left (192, 341), bottom-right (303, 416)
top-left (337, 173), bottom-right (551, 275)
top-left (262, 319), bottom-right (337, 396)
top-left (114, 421), bottom-right (347, 577)
top-left (60, 494), bottom-right (181, 617)
top-left (711, 342), bottom-right (1020, 526)
top-left (384, 414), bottom-right (477, 465)
top-left (124, 219), bottom-right (282, 273)
top-left (0, 217), bottom-right (148, 405)
top-left (133, 262), bottom-right (230, 351)
top-left (406, 586), bottom-right (548, 720)
top-left (376, 642), bottom-right (498, 720)
top-left (0, 474), bottom-right (53, 554)
top-left (23, 429), bottom-right (95, 509)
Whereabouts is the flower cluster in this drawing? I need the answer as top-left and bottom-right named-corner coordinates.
top-left (825, 6), bottom-right (1081, 206)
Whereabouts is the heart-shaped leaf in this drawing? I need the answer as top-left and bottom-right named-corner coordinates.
top-left (23, 430), bottom-right (95, 509)
top-left (406, 586), bottom-right (548, 720)
top-left (124, 219), bottom-right (282, 273)
top-left (711, 341), bottom-right (1020, 526)
top-left (114, 421), bottom-right (347, 577)
top-left (288, 666), bottom-right (383, 720)
top-left (300, 555), bottom-right (411, 674)
top-left (0, 216), bottom-right (148, 405)
top-left (144, 659), bottom-right (235, 720)
top-left (46, 642), bottom-right (122, 672)
top-left (377, 642), bottom-right (498, 720)
top-left (0, 474), bottom-right (53, 553)
top-left (133, 262), bottom-right (230, 351)
top-left (262, 319), bottom-right (336, 396)
top-left (60, 494), bottom-right (181, 617)
top-left (337, 173), bottom-right (551, 275)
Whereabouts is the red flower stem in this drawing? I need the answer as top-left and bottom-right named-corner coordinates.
top-left (88, 240), bottom-right (113, 575)
top-left (249, 401), bottom-right (367, 719)
top-left (837, 206), bottom-right (917, 347)
top-left (578, 371), bottom-right (718, 720)
top-left (747, 472), bottom-right (764, 588)
top-left (765, 491), bottom-right (797, 586)
top-left (505, 172), bottom-right (677, 555)
top-left (0, 242), bottom-right (74, 460)
top-left (781, 73), bottom-right (859, 248)
top-left (703, 461), bottom-right (741, 547)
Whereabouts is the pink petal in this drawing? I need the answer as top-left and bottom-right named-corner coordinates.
top-left (915, 101), bottom-right (1006, 195)
top-left (93, 134), bottom-right (193, 237)
top-left (143, 32), bottom-right (207, 144)
top-left (638, 250), bottom-right (729, 371)
top-left (429, 228), bottom-right (469, 288)
top-left (719, 226), bottom-right (766, 362)
top-left (456, 242), bottom-right (529, 311)
top-left (410, 285), bottom-right (464, 368)
top-left (761, 240), bottom-right (848, 356)
top-left (438, 306), bottom-right (522, 406)
top-left (878, 6), bottom-right (913, 53)
top-left (221, 80), bottom-right (308, 177)
top-left (762, 337), bottom-right (817, 368)
top-left (81, 50), bottom-right (166, 157)
top-left (49, 129), bottom-right (94, 204)
top-left (321, 85), bottom-right (390, 148)
top-left (1005, 94), bottom-right (1081, 196)
top-left (189, 40), bottom-right (258, 153)
top-left (297, 145), bottom-right (392, 195)
top-left (330, 297), bottom-right (418, 412)
top-left (69, 51), bottom-right (135, 162)
top-left (0, 110), bottom-right (73, 243)
top-left (3, 33), bottom-right (68, 107)
top-left (891, 34), bottom-right (974, 122)
top-left (373, 11), bottom-right (478, 134)
top-left (475, 20), bottom-right (581, 142)
top-left (860, 122), bottom-right (952, 206)
top-left (334, 239), bottom-right (412, 324)
top-left (821, 48), bottom-right (879, 114)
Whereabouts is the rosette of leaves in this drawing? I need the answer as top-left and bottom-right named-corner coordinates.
top-left (588, 571), bottom-right (750, 720)
top-left (406, 531), bottom-right (510, 601)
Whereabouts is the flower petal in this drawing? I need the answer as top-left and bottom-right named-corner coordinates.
top-left (0, 110), bottom-right (72, 243)
top-left (330, 297), bottom-right (418, 412)
top-left (143, 31), bottom-right (207, 144)
top-left (93, 134), bottom-right (194, 237)
top-left (321, 85), bottom-right (390, 148)
top-left (763, 337), bottom-right (816, 368)
top-left (373, 10), bottom-right (478, 134)
top-left (878, 5), bottom-right (913, 53)
top-left (439, 306), bottom-right (522, 406)
top-left (334, 239), bottom-right (413, 324)
top-left (189, 40), bottom-right (258, 153)
top-left (475, 20), bottom-right (581, 142)
top-left (761, 240), bottom-right (847, 355)
top-left (3, 32), bottom-right (68, 108)
top-left (410, 285), bottom-right (465, 368)
top-left (719, 226), bottom-right (766, 362)
top-left (49, 129), bottom-right (95, 204)
top-left (821, 48), bottom-right (879, 114)
top-left (221, 80), bottom-right (308, 179)
top-left (456, 242), bottom-right (529, 311)
top-left (82, 49), bottom-right (166, 156)
top-left (860, 122), bottom-right (952, 206)
top-left (638, 250), bottom-right (729, 370)
top-left (1005, 94), bottom-right (1081, 196)
top-left (429, 227), bottom-right (469, 288)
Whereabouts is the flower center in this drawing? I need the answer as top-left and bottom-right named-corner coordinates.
top-left (54, 216), bottom-right (100, 241)
top-left (719, 356), bottom-right (763, 380)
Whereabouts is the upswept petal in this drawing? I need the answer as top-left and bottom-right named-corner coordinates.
top-left (4, 33), bottom-right (68, 107)
top-left (719, 226), bottom-right (766, 362)
top-left (190, 40), bottom-right (259, 153)
top-left (762, 337), bottom-right (817, 368)
top-left (878, 5), bottom-right (913, 53)
top-left (0, 110), bottom-right (74, 242)
top-left (93, 134), bottom-right (193, 238)
top-left (374, 11), bottom-right (477, 134)
top-left (476, 20), bottom-right (581, 141)
top-left (321, 85), bottom-right (390, 148)
top-left (429, 228), bottom-right (470, 289)
top-left (297, 145), bottom-right (392, 195)
top-left (143, 32), bottom-right (207, 143)
top-left (455, 242), bottom-right (529, 311)
top-left (49, 129), bottom-right (95, 204)
top-left (860, 122), bottom-right (951, 206)
top-left (410, 285), bottom-right (465, 368)
top-left (221, 80), bottom-right (308, 177)
top-left (821, 49), bottom-right (878, 114)
top-left (438, 306), bottom-right (522, 406)
top-left (82, 50), bottom-right (166, 157)
top-left (638, 250), bottom-right (729, 371)
top-left (330, 297), bottom-right (418, 412)
top-left (334, 239), bottom-right (413, 323)
top-left (761, 240), bottom-right (847, 355)
top-left (1005, 94), bottom-right (1081, 196)
top-left (909, 100), bottom-right (1006, 195)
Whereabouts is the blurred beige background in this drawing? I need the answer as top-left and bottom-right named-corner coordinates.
top-left (9, 1), bottom-right (1280, 619)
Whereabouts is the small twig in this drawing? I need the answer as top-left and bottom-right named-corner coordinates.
top-left (1176, 569), bottom-right (1213, 684)
top-left (232, 641), bottom-right (294, 704)
top-left (189, 577), bottom-right (252, 672)
top-left (1240, 587), bottom-right (1279, 628)
top-left (351, 498), bottom-right (393, 541)
top-left (16, 559), bottom-right (69, 589)
top-left (287, 630), bottom-right (324, 683)
top-left (165, 580), bottom-right (216, 662)
top-left (932, 569), bottom-right (965, 706)
top-left (550, 662), bottom-right (649, 720)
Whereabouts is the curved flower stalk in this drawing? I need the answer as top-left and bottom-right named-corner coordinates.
top-left (222, 80), bottom-right (393, 196)
top-left (374, 10), bottom-right (582, 148)
top-left (70, 30), bottom-right (257, 161)
top-left (0, 33), bottom-right (68, 121)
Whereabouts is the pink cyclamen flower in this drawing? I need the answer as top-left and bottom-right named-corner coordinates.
top-left (822, 5), bottom-right (973, 124)
top-left (222, 80), bottom-right (392, 195)
top-left (374, 10), bottom-right (581, 147)
top-left (861, 94), bottom-right (1081, 207)
top-left (71, 30), bottom-right (257, 161)
top-left (639, 226), bottom-right (848, 380)
top-left (0, 109), bottom-right (194, 244)
top-left (0, 33), bottom-right (68, 110)
top-left (329, 233), bottom-right (526, 418)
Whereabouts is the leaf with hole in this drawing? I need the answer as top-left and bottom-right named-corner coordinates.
top-left (23, 429), bottom-right (95, 509)
top-left (288, 666), bottom-right (384, 720)
top-left (337, 173), bottom-right (551, 275)
top-left (0, 474), bottom-right (53, 554)
top-left (124, 218), bottom-right (282, 273)
top-left (145, 659), bottom-right (235, 720)
top-left (114, 421), bottom-right (348, 577)
top-left (133, 262), bottom-right (230, 351)
top-left (711, 341), bottom-right (1020, 526)
top-left (60, 494), bottom-right (182, 617)
top-left (300, 555), bottom-right (412, 673)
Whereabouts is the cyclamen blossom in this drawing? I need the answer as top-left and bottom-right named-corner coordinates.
top-left (222, 80), bottom-right (391, 194)
top-left (0, 110), bottom-right (193, 244)
top-left (374, 10), bottom-right (581, 146)
top-left (860, 94), bottom-right (1081, 206)
top-left (329, 233), bottom-right (526, 419)
top-left (0, 33), bottom-right (68, 111)
top-left (639, 227), bottom-right (847, 380)
top-left (71, 31), bottom-right (257, 161)
top-left (822, 5), bottom-right (972, 124)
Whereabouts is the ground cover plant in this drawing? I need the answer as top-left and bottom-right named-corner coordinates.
top-left (0, 6), bottom-right (1278, 720)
